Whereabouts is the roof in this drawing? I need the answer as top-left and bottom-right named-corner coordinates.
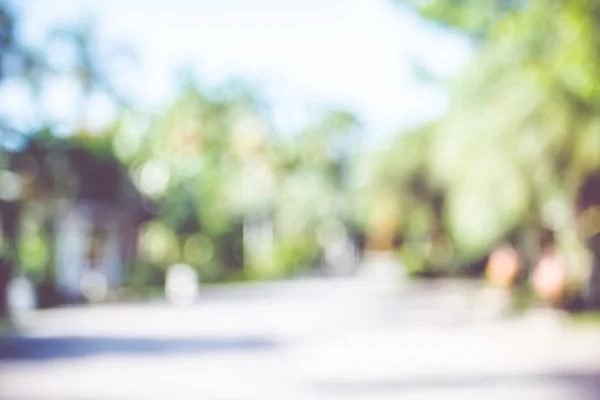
top-left (7, 133), bottom-right (153, 223)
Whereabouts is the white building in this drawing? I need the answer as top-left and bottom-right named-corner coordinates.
top-left (54, 200), bottom-right (141, 300)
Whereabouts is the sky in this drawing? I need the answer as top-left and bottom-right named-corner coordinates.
top-left (2, 0), bottom-right (472, 141)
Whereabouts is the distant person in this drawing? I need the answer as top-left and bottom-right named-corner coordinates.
top-left (486, 245), bottom-right (520, 288)
top-left (532, 247), bottom-right (565, 303)
top-left (586, 233), bottom-right (600, 309)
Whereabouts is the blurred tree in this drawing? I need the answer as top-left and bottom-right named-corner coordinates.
top-left (0, 5), bottom-right (141, 310)
top-left (395, 0), bottom-right (600, 304)
top-left (0, 0), bottom-right (26, 313)
top-left (399, 0), bottom-right (523, 41)
top-left (49, 20), bottom-right (136, 131)
top-left (116, 76), bottom-right (270, 280)
top-left (272, 109), bottom-right (361, 276)
top-left (352, 123), bottom-right (452, 275)
top-left (0, 1), bottom-right (17, 81)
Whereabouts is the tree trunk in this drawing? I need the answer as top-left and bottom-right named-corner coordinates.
top-left (0, 201), bottom-right (20, 315)
top-left (585, 233), bottom-right (600, 310)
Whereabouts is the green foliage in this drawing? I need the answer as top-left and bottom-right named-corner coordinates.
top-left (0, 11), bottom-right (14, 84)
top-left (18, 230), bottom-right (48, 276)
top-left (124, 261), bottom-right (165, 296)
top-left (400, 0), bottom-right (522, 40)
top-left (8, 0), bottom-right (600, 302)
top-left (366, 0), bottom-right (600, 284)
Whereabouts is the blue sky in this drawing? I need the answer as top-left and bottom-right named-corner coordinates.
top-left (3, 0), bottom-right (472, 141)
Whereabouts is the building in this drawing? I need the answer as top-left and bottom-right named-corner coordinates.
top-left (4, 134), bottom-right (150, 303)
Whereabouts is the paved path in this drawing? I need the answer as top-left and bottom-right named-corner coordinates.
top-left (1, 278), bottom-right (600, 400)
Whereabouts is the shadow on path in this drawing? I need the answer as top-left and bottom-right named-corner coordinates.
top-left (0, 335), bottom-right (279, 361)
top-left (317, 372), bottom-right (600, 397)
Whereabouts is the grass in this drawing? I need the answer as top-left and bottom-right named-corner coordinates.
top-left (509, 286), bottom-right (539, 313)
top-left (0, 316), bottom-right (8, 336)
top-left (567, 311), bottom-right (600, 326)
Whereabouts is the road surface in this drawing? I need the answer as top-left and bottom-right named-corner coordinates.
top-left (1, 277), bottom-right (600, 400)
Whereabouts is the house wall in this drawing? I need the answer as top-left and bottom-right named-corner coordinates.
top-left (54, 202), bottom-right (128, 299)
top-left (99, 225), bottom-right (123, 288)
top-left (55, 207), bottom-right (88, 298)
